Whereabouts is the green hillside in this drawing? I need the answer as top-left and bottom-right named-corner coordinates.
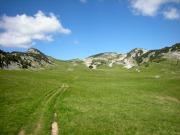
top-left (0, 59), bottom-right (180, 135)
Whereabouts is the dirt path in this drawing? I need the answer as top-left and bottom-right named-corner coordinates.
top-left (33, 83), bottom-right (69, 135)
top-left (18, 130), bottom-right (25, 135)
top-left (51, 113), bottom-right (58, 135)
top-left (51, 122), bottom-right (58, 135)
top-left (18, 83), bottom-right (69, 135)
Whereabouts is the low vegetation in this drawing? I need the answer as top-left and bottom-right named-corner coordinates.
top-left (0, 58), bottom-right (180, 135)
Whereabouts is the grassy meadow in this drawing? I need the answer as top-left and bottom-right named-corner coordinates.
top-left (0, 60), bottom-right (180, 135)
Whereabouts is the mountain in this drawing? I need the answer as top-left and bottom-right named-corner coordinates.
top-left (0, 43), bottom-right (180, 70)
top-left (83, 48), bottom-right (148, 69)
top-left (136, 43), bottom-right (180, 64)
top-left (0, 48), bottom-right (53, 69)
top-left (84, 43), bottom-right (180, 69)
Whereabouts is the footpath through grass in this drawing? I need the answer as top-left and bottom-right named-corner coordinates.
top-left (0, 60), bottom-right (180, 135)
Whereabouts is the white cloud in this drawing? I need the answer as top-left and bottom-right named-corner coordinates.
top-left (163, 8), bottom-right (180, 19)
top-left (0, 11), bottom-right (71, 48)
top-left (80, 0), bottom-right (87, 3)
top-left (130, 0), bottom-right (180, 17)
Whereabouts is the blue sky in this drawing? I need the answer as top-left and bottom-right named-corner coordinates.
top-left (0, 0), bottom-right (180, 60)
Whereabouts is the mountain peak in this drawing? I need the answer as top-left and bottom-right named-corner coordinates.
top-left (27, 48), bottom-right (44, 55)
top-left (0, 48), bottom-right (52, 69)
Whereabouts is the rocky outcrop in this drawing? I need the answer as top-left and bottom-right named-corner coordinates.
top-left (84, 49), bottom-right (148, 69)
top-left (1, 43), bottom-right (179, 70)
top-left (136, 43), bottom-right (180, 64)
top-left (0, 48), bottom-right (53, 69)
top-left (84, 43), bottom-right (180, 69)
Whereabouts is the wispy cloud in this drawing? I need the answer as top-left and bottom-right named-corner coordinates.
top-left (73, 40), bottom-right (79, 45)
top-left (163, 8), bottom-right (180, 20)
top-left (80, 0), bottom-right (105, 4)
top-left (0, 11), bottom-right (71, 48)
top-left (80, 0), bottom-right (87, 4)
top-left (130, 0), bottom-right (180, 19)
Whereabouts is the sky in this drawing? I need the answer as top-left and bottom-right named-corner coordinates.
top-left (0, 0), bottom-right (180, 60)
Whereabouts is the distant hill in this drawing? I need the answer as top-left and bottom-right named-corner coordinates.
top-left (84, 43), bottom-right (180, 69)
top-left (0, 48), bottom-right (53, 69)
top-left (1, 43), bottom-right (180, 70)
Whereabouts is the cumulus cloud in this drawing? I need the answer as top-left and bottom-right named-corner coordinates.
top-left (163, 8), bottom-right (180, 19)
top-left (130, 0), bottom-right (180, 17)
top-left (0, 11), bottom-right (71, 48)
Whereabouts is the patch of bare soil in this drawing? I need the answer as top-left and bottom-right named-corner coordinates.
top-left (18, 129), bottom-right (25, 135)
top-left (51, 121), bottom-right (58, 135)
top-left (156, 96), bottom-right (180, 103)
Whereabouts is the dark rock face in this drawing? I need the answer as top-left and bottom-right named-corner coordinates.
top-left (0, 48), bottom-right (53, 69)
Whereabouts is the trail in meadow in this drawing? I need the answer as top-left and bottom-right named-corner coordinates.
top-left (33, 83), bottom-right (69, 135)
top-left (19, 83), bottom-right (69, 135)
top-left (51, 113), bottom-right (58, 135)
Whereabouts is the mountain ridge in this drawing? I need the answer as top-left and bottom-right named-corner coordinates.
top-left (84, 43), bottom-right (180, 69)
top-left (0, 43), bottom-right (180, 70)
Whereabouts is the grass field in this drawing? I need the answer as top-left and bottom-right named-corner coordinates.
top-left (0, 60), bottom-right (180, 135)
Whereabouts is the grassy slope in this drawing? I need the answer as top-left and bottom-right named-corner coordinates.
top-left (0, 60), bottom-right (180, 135)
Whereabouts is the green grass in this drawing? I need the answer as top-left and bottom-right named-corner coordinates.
top-left (0, 60), bottom-right (180, 135)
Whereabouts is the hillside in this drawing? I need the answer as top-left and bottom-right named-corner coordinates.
top-left (1, 43), bottom-right (180, 70)
top-left (136, 43), bottom-right (180, 64)
top-left (84, 43), bottom-right (180, 69)
top-left (0, 48), bottom-right (53, 69)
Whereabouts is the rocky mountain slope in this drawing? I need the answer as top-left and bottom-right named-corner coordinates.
top-left (84, 43), bottom-right (180, 69)
top-left (0, 43), bottom-right (179, 70)
top-left (0, 48), bottom-right (53, 69)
